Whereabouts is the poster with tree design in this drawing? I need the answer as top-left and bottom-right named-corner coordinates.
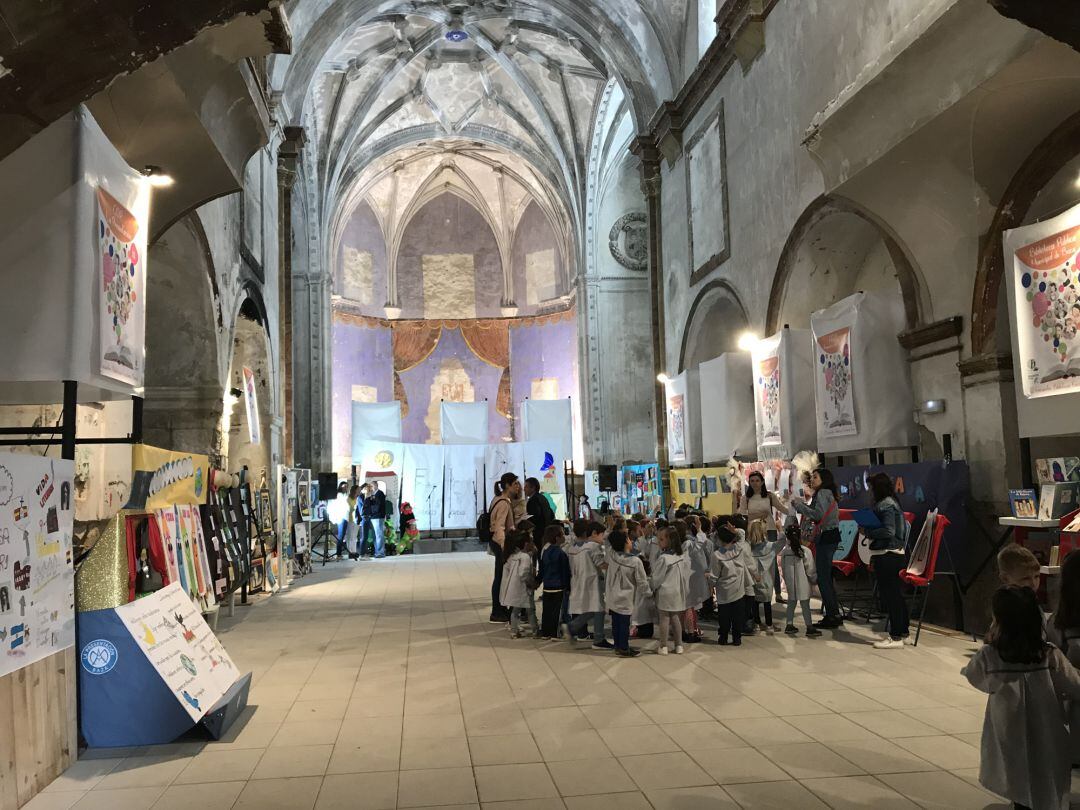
top-left (815, 326), bottom-right (857, 437)
top-left (97, 187), bottom-right (146, 386)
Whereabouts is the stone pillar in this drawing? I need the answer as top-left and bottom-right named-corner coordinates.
top-left (141, 385), bottom-right (226, 462)
top-left (277, 126), bottom-right (306, 467)
top-left (631, 137), bottom-right (668, 470)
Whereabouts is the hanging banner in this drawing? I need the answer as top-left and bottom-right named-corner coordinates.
top-left (443, 444), bottom-right (483, 529)
top-left (0, 453), bottom-right (75, 678)
top-left (127, 445), bottom-right (210, 511)
top-left (440, 402), bottom-right (489, 445)
top-left (97, 187), bottom-right (147, 387)
top-left (484, 442), bottom-right (525, 491)
top-left (242, 366), bottom-right (260, 445)
top-left (1011, 213), bottom-right (1080, 398)
top-left (521, 399), bottom-right (574, 465)
top-left (401, 444), bottom-right (446, 531)
top-left (699, 353), bottom-right (756, 460)
top-left (814, 326), bottom-right (857, 438)
top-left (752, 336), bottom-right (783, 448)
top-left (112, 582), bottom-right (241, 722)
top-left (351, 402), bottom-right (403, 462)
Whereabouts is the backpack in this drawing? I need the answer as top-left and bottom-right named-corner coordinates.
top-left (477, 511), bottom-right (492, 544)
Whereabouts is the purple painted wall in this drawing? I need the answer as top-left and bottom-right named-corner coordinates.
top-left (331, 318), bottom-right (393, 465)
top-left (510, 315), bottom-right (579, 416)
top-left (397, 193), bottom-right (503, 319)
top-left (511, 201), bottom-right (564, 316)
top-left (336, 201), bottom-right (388, 316)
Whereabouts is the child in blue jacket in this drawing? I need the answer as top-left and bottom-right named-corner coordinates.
top-left (539, 524), bottom-right (572, 638)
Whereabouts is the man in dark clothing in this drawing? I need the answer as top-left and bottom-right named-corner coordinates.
top-left (361, 483), bottom-right (388, 558)
top-left (524, 477), bottom-right (554, 548)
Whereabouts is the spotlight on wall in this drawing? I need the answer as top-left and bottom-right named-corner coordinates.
top-left (656, 373), bottom-right (670, 385)
top-left (142, 165), bottom-right (175, 187)
top-left (737, 332), bottom-right (760, 352)
top-left (921, 399), bottom-right (947, 415)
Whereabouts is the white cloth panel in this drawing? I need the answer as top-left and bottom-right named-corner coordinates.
top-left (664, 370), bottom-right (703, 466)
top-left (1004, 202), bottom-right (1080, 437)
top-left (443, 444), bottom-right (484, 529)
top-left (356, 440), bottom-right (404, 479)
top-left (521, 398), bottom-right (574, 465)
top-left (699, 353), bottom-right (755, 460)
top-left (752, 328), bottom-right (815, 460)
top-left (440, 401), bottom-right (489, 445)
top-left (351, 401), bottom-right (402, 462)
top-left (0, 106), bottom-right (149, 402)
top-left (401, 444), bottom-right (446, 531)
top-left (811, 292), bottom-right (918, 453)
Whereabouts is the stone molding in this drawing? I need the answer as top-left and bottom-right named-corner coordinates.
top-left (608, 212), bottom-right (648, 272)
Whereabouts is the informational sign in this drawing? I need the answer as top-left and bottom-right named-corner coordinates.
top-left (128, 444), bottom-right (209, 511)
top-left (97, 186), bottom-right (147, 387)
top-left (113, 582), bottom-right (240, 722)
top-left (814, 326), bottom-right (857, 438)
top-left (0, 453), bottom-right (75, 677)
top-left (1011, 210), bottom-right (1080, 398)
top-left (242, 366), bottom-right (260, 445)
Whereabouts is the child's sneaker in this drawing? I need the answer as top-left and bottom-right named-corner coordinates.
top-left (674, 645), bottom-right (685, 655)
top-left (873, 637), bottom-right (905, 649)
top-left (657, 645), bottom-right (669, 655)
top-left (784, 624), bottom-right (799, 635)
top-left (805, 627), bottom-right (823, 638)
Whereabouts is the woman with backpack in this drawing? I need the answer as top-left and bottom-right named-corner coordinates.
top-left (487, 472), bottom-right (522, 624)
top-left (865, 472), bottom-right (910, 649)
top-left (792, 467), bottom-right (843, 629)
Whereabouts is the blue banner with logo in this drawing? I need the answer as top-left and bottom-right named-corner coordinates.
top-left (77, 608), bottom-right (194, 747)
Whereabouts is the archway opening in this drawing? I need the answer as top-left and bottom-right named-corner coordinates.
top-left (223, 300), bottom-right (274, 486)
top-left (679, 282), bottom-right (749, 372)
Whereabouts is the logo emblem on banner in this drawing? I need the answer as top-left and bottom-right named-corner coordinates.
top-left (375, 450), bottom-right (395, 469)
top-left (81, 639), bottom-right (119, 675)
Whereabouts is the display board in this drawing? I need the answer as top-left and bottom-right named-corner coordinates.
top-left (1004, 201), bottom-right (1080, 437)
top-left (0, 105), bottom-right (150, 402)
top-left (0, 453), bottom-right (75, 677)
top-left (620, 464), bottom-right (664, 516)
top-left (698, 353), bottom-right (755, 461)
top-left (810, 292), bottom-right (918, 453)
top-left (440, 402), bottom-right (489, 445)
top-left (350, 401), bottom-right (403, 462)
top-left (668, 466), bottom-right (734, 515)
top-left (751, 328), bottom-right (815, 460)
top-left (664, 370), bottom-right (702, 466)
top-left (127, 444), bottom-right (210, 511)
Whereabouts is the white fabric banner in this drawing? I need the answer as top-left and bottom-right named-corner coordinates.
top-left (443, 444), bottom-right (483, 529)
top-left (440, 402), bottom-right (489, 445)
top-left (351, 401), bottom-right (402, 462)
top-left (811, 292), bottom-right (918, 453)
top-left (521, 399), bottom-right (574, 464)
top-left (523, 440), bottom-right (565, 499)
top-left (401, 444), bottom-right (446, 531)
top-left (664, 370), bottom-right (702, 465)
top-left (1004, 202), bottom-right (1080, 437)
top-left (752, 328), bottom-right (815, 460)
top-left (484, 443), bottom-right (525, 496)
top-left (0, 454), bottom-right (75, 678)
top-left (242, 366), bottom-right (260, 445)
top-left (699, 353), bottom-right (755, 460)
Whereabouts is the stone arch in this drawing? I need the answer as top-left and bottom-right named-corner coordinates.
top-left (223, 293), bottom-right (275, 480)
top-left (678, 280), bottom-right (749, 373)
top-left (142, 213), bottom-right (223, 455)
top-left (766, 195), bottom-right (924, 335)
top-left (971, 110), bottom-right (1080, 356)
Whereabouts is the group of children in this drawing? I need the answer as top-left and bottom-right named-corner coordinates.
top-left (497, 510), bottom-right (821, 657)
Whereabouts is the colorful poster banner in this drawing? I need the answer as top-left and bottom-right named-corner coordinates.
top-left (0, 453), bottom-right (75, 677)
top-left (1012, 218), bottom-right (1080, 398)
top-left (242, 366), bottom-right (260, 445)
top-left (128, 444), bottom-right (209, 511)
top-left (752, 338), bottom-right (783, 448)
top-left (113, 582), bottom-right (240, 722)
top-left (815, 326), bottom-right (857, 438)
top-left (98, 186), bottom-right (146, 387)
top-left (668, 393), bottom-right (687, 462)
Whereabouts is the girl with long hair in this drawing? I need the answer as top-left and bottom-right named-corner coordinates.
top-left (487, 472), bottom-right (522, 623)
top-left (865, 473), bottom-right (910, 649)
top-left (792, 467), bottom-right (843, 628)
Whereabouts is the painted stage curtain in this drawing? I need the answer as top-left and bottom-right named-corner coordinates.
top-left (460, 320), bottom-right (509, 368)
top-left (392, 322), bottom-right (441, 419)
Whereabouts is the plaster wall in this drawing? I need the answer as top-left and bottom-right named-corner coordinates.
top-left (335, 199), bottom-right (388, 313)
top-left (511, 202), bottom-right (565, 314)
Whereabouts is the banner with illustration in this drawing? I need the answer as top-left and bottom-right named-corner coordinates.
top-left (752, 335), bottom-right (783, 448)
top-left (98, 186), bottom-right (146, 387)
top-left (242, 366), bottom-right (260, 445)
top-left (0, 453), bottom-right (76, 678)
top-left (113, 582), bottom-right (240, 722)
top-left (127, 444), bottom-right (210, 511)
top-left (1011, 212), bottom-right (1080, 398)
top-left (813, 325), bottom-right (857, 438)
top-left (664, 371), bottom-right (700, 465)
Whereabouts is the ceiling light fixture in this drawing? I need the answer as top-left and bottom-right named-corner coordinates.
top-left (737, 332), bottom-right (760, 352)
top-left (656, 373), bottom-right (670, 385)
top-left (142, 165), bottom-right (174, 187)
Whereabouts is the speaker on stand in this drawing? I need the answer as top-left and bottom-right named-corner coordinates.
top-left (598, 465), bottom-right (618, 492)
top-left (315, 473), bottom-right (340, 564)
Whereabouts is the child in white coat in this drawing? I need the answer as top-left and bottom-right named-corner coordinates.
top-left (1047, 549), bottom-right (1080, 769)
top-left (710, 525), bottom-right (754, 646)
top-left (683, 516), bottom-right (711, 642)
top-left (779, 523), bottom-right (821, 637)
top-left (567, 520), bottom-right (612, 649)
top-left (606, 529), bottom-right (648, 657)
top-left (651, 526), bottom-right (690, 655)
top-left (631, 520), bottom-right (659, 637)
top-left (500, 531), bottom-right (539, 638)
top-left (963, 586), bottom-right (1080, 810)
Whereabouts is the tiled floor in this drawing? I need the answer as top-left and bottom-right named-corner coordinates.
top-left (31, 551), bottom-right (1078, 809)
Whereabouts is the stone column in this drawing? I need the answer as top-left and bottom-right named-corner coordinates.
top-left (631, 137), bottom-right (668, 470)
top-left (277, 126), bottom-right (306, 467)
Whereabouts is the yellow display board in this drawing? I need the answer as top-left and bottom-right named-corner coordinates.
top-left (668, 467), bottom-right (734, 516)
top-left (130, 444), bottom-right (210, 510)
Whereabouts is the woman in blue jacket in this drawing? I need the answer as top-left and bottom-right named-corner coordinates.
top-left (865, 473), bottom-right (910, 649)
top-left (793, 468), bottom-right (843, 628)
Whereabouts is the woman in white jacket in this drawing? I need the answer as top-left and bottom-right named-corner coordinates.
top-left (606, 530), bottom-right (648, 657)
top-left (650, 527), bottom-right (691, 655)
top-left (779, 524), bottom-right (821, 637)
top-left (500, 532), bottom-right (539, 638)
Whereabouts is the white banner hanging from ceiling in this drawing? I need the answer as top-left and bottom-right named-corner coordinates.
top-left (242, 366), bottom-right (260, 445)
top-left (401, 443), bottom-right (445, 531)
top-left (97, 185), bottom-right (148, 387)
top-left (751, 328), bottom-right (816, 460)
top-left (521, 398), bottom-right (573, 465)
top-left (351, 401), bottom-right (402, 462)
top-left (443, 444), bottom-right (483, 529)
top-left (699, 353), bottom-right (755, 460)
top-left (440, 401), bottom-right (489, 445)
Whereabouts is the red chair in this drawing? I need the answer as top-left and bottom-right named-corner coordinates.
top-left (899, 514), bottom-right (951, 646)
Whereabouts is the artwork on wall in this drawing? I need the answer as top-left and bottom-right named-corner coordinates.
top-left (686, 103), bottom-right (731, 281)
top-left (753, 349), bottom-right (782, 447)
top-left (342, 247), bottom-right (374, 304)
top-left (608, 212), bottom-right (648, 272)
top-left (1011, 211), bottom-right (1080, 398)
top-left (98, 186), bottom-right (146, 386)
top-left (423, 254), bottom-right (476, 319)
top-left (669, 394), bottom-right (686, 461)
top-left (0, 454), bottom-right (75, 678)
top-left (814, 326), bottom-right (857, 438)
